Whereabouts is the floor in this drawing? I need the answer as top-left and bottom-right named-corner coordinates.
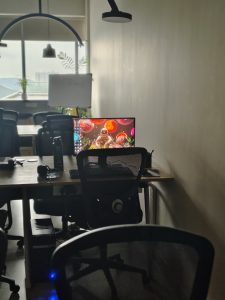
top-left (1, 194), bottom-right (147, 300)
top-left (0, 200), bottom-right (58, 300)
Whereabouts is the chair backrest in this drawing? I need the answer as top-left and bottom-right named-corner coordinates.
top-left (2, 109), bottom-right (18, 122)
top-left (0, 228), bottom-right (7, 275)
top-left (0, 120), bottom-right (20, 157)
top-left (47, 115), bottom-right (74, 155)
top-left (51, 224), bottom-right (214, 300)
top-left (35, 127), bottom-right (53, 156)
top-left (35, 115), bottom-right (74, 156)
top-left (32, 111), bottom-right (62, 125)
top-left (76, 147), bottom-right (147, 228)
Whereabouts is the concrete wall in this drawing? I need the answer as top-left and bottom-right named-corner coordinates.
top-left (89, 0), bottom-right (225, 299)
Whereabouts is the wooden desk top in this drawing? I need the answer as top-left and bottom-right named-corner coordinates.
top-left (17, 125), bottom-right (41, 136)
top-left (0, 156), bottom-right (174, 188)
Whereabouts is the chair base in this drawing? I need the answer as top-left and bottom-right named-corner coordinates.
top-left (7, 234), bottom-right (24, 248)
top-left (0, 275), bottom-right (20, 293)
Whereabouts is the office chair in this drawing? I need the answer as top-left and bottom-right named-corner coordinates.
top-left (0, 226), bottom-right (20, 293)
top-left (51, 224), bottom-right (214, 300)
top-left (1, 109), bottom-right (19, 122)
top-left (76, 147), bottom-right (147, 228)
top-left (46, 114), bottom-right (74, 155)
top-left (35, 114), bottom-right (74, 156)
top-left (0, 120), bottom-right (24, 248)
top-left (53, 147), bottom-right (147, 298)
top-left (0, 120), bottom-right (20, 157)
top-left (34, 114), bottom-right (84, 236)
top-left (32, 111), bottom-right (62, 125)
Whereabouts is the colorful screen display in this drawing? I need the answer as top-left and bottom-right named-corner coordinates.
top-left (73, 118), bottom-right (135, 154)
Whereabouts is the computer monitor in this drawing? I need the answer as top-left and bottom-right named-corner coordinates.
top-left (73, 118), bottom-right (135, 154)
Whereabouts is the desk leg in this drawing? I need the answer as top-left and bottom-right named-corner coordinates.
top-left (22, 188), bottom-right (32, 288)
top-left (32, 136), bottom-right (36, 155)
top-left (149, 183), bottom-right (158, 224)
top-left (143, 183), bottom-right (150, 224)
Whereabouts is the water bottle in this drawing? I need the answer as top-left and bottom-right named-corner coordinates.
top-left (52, 136), bottom-right (64, 171)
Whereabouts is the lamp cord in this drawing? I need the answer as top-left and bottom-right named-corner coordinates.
top-left (47, 0), bottom-right (50, 41)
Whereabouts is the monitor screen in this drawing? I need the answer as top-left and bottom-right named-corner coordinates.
top-left (73, 118), bottom-right (135, 154)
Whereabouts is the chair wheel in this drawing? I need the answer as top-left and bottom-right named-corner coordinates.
top-left (10, 284), bottom-right (20, 293)
top-left (17, 240), bottom-right (24, 248)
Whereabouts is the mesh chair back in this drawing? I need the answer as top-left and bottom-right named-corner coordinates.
top-left (36, 115), bottom-right (74, 155)
top-left (35, 127), bottom-right (53, 156)
top-left (51, 225), bottom-right (214, 300)
top-left (77, 148), bottom-right (147, 228)
top-left (0, 120), bottom-right (20, 156)
top-left (33, 111), bottom-right (62, 125)
top-left (2, 109), bottom-right (18, 122)
top-left (47, 115), bottom-right (74, 155)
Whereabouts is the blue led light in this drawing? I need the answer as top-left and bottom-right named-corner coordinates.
top-left (49, 271), bottom-right (57, 281)
top-left (48, 295), bottom-right (58, 300)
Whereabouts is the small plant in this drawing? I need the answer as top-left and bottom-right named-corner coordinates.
top-left (19, 78), bottom-right (28, 91)
top-left (19, 78), bottom-right (28, 100)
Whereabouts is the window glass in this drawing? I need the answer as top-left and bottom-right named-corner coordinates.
top-left (0, 40), bottom-right (88, 100)
top-left (78, 40), bottom-right (88, 74)
top-left (0, 41), bottom-right (22, 100)
top-left (25, 41), bottom-right (76, 100)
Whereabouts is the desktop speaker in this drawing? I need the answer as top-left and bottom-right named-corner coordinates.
top-left (30, 218), bottom-right (56, 283)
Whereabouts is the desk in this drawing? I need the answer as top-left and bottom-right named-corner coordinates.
top-left (17, 125), bottom-right (41, 154)
top-left (141, 171), bottom-right (174, 224)
top-left (0, 156), bottom-right (173, 287)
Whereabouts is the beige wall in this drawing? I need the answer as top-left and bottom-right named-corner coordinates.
top-left (89, 0), bottom-right (225, 299)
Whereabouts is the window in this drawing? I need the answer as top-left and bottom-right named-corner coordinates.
top-left (0, 41), bottom-right (22, 99)
top-left (0, 40), bottom-right (88, 100)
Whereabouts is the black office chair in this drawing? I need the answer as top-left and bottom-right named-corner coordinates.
top-left (0, 120), bottom-right (20, 157)
top-left (34, 114), bottom-right (84, 236)
top-left (35, 114), bottom-right (74, 156)
top-left (0, 120), bottom-right (24, 247)
top-left (46, 114), bottom-right (74, 155)
top-left (52, 147), bottom-right (147, 298)
top-left (0, 226), bottom-right (20, 293)
top-left (33, 111), bottom-right (62, 125)
top-left (51, 224), bottom-right (214, 300)
top-left (2, 109), bottom-right (19, 122)
top-left (76, 147), bottom-right (147, 228)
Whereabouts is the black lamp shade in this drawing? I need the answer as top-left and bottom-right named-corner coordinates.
top-left (102, 10), bottom-right (132, 23)
top-left (43, 44), bottom-right (56, 58)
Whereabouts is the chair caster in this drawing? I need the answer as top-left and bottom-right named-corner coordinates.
top-left (10, 283), bottom-right (20, 293)
top-left (17, 239), bottom-right (24, 248)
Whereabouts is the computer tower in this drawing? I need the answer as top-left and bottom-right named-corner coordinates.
top-left (30, 218), bottom-right (56, 283)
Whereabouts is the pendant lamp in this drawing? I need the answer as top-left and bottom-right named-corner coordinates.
top-left (102, 0), bottom-right (132, 23)
top-left (42, 0), bottom-right (56, 58)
